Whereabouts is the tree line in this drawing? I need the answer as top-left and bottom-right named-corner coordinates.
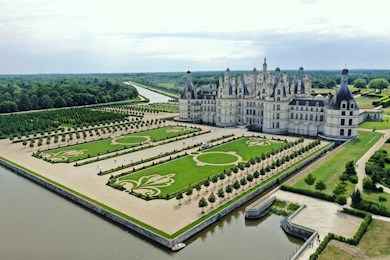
top-left (0, 74), bottom-right (138, 113)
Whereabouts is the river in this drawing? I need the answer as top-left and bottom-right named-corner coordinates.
top-left (126, 82), bottom-right (172, 103)
top-left (0, 84), bottom-right (303, 260)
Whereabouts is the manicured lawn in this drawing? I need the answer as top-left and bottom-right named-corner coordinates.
top-left (319, 244), bottom-right (359, 260)
top-left (39, 126), bottom-right (197, 162)
top-left (362, 190), bottom-right (390, 210)
top-left (290, 131), bottom-right (383, 197)
top-left (319, 219), bottom-right (390, 259)
top-left (354, 96), bottom-right (376, 109)
top-left (206, 137), bottom-right (284, 161)
top-left (118, 137), bottom-right (284, 197)
top-left (197, 153), bottom-right (239, 164)
top-left (359, 115), bottom-right (390, 130)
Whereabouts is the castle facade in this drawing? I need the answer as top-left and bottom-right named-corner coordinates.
top-left (179, 59), bottom-right (380, 140)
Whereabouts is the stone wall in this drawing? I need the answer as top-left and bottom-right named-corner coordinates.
top-left (245, 196), bottom-right (276, 219)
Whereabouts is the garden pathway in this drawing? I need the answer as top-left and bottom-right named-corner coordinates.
top-left (356, 129), bottom-right (389, 192)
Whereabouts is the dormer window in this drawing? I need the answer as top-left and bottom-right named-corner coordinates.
top-left (341, 102), bottom-right (346, 109)
top-left (316, 102), bottom-right (319, 107)
top-left (277, 89), bottom-right (281, 95)
top-left (296, 101), bottom-right (299, 105)
top-left (350, 102), bottom-right (354, 109)
top-left (306, 101), bottom-right (309, 106)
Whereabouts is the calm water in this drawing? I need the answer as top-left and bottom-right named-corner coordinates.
top-left (128, 83), bottom-right (172, 103)
top-left (0, 166), bottom-right (302, 260)
top-left (0, 85), bottom-right (303, 259)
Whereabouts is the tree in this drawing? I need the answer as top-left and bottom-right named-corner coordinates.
top-left (217, 188), bottom-right (225, 202)
top-left (333, 183), bottom-right (347, 196)
top-left (186, 187), bottom-right (193, 201)
top-left (0, 101), bottom-right (18, 113)
top-left (233, 180), bottom-right (241, 194)
top-left (363, 177), bottom-right (373, 191)
top-left (354, 78), bottom-right (367, 89)
top-left (253, 171), bottom-right (260, 182)
top-left (195, 183), bottom-right (201, 196)
top-left (203, 179), bottom-right (210, 192)
top-left (325, 80), bottom-right (337, 88)
top-left (198, 197), bottom-right (208, 213)
top-left (54, 96), bottom-right (67, 108)
top-left (208, 193), bottom-right (216, 208)
top-left (315, 180), bottom-right (326, 191)
top-left (304, 174), bottom-right (316, 189)
top-left (351, 189), bottom-right (362, 208)
top-left (211, 175), bottom-right (219, 188)
top-left (240, 177), bottom-right (247, 188)
top-left (176, 191), bottom-right (183, 205)
top-left (225, 184), bottom-right (233, 199)
top-left (246, 174), bottom-right (254, 186)
top-left (368, 78), bottom-right (389, 93)
top-left (345, 161), bottom-right (356, 176)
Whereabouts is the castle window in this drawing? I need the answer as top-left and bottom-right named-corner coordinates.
top-left (296, 101), bottom-right (299, 105)
top-left (310, 115), bottom-right (313, 120)
top-left (277, 89), bottom-right (281, 95)
top-left (350, 103), bottom-right (354, 109)
top-left (306, 101), bottom-right (309, 106)
top-left (239, 88), bottom-right (242, 93)
top-left (276, 122), bottom-right (280, 128)
top-left (316, 102), bottom-right (319, 107)
top-left (277, 97), bottom-right (280, 101)
top-left (320, 115), bottom-right (324, 121)
top-left (342, 103), bottom-right (346, 109)
top-left (300, 114), bottom-right (303, 120)
top-left (315, 115), bottom-right (318, 121)
top-left (349, 119), bottom-right (353, 125)
top-left (277, 105), bottom-right (280, 110)
top-left (348, 129), bottom-right (352, 136)
top-left (321, 108), bottom-right (324, 112)
top-left (340, 129), bottom-right (344, 136)
top-left (305, 114), bottom-right (308, 120)
top-left (262, 89), bottom-right (265, 94)
top-left (276, 113), bottom-right (280, 119)
top-left (342, 111), bottom-right (346, 116)
top-left (295, 114), bottom-right (298, 119)
top-left (350, 111), bottom-right (353, 116)
top-left (272, 122), bottom-right (275, 128)
top-left (291, 113), bottom-right (293, 118)
top-left (341, 119), bottom-right (345, 125)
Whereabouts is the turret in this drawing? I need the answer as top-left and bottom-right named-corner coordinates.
top-left (263, 57), bottom-right (267, 72)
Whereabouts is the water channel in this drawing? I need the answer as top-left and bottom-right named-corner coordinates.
top-left (0, 85), bottom-right (303, 260)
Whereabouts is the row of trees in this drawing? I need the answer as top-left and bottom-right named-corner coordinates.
top-left (0, 75), bottom-right (138, 113)
top-left (0, 108), bottom-right (128, 139)
top-left (175, 139), bottom-right (321, 211)
top-left (354, 78), bottom-right (389, 92)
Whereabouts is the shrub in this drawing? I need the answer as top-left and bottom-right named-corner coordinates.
top-left (335, 196), bottom-right (347, 205)
top-left (281, 185), bottom-right (336, 202)
top-left (349, 175), bottom-right (358, 184)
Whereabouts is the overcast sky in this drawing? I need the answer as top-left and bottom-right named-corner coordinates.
top-left (0, 0), bottom-right (389, 74)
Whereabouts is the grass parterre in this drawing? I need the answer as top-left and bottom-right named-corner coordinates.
top-left (112, 137), bottom-right (320, 200)
top-left (37, 126), bottom-right (199, 163)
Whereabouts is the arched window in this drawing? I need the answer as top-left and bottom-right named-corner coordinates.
top-left (310, 114), bottom-right (313, 120)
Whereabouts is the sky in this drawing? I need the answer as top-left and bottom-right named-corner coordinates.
top-left (0, 0), bottom-right (389, 74)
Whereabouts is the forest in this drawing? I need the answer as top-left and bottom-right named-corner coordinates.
top-left (0, 74), bottom-right (138, 113)
top-left (128, 69), bottom-right (390, 95)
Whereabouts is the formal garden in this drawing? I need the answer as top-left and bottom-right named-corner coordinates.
top-left (36, 126), bottom-right (200, 163)
top-left (283, 131), bottom-right (383, 205)
top-left (109, 136), bottom-right (324, 201)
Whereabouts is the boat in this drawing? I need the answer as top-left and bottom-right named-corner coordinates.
top-left (171, 243), bottom-right (186, 251)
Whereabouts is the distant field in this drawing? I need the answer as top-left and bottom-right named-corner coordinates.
top-left (39, 126), bottom-right (197, 162)
top-left (354, 96), bottom-right (376, 109)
